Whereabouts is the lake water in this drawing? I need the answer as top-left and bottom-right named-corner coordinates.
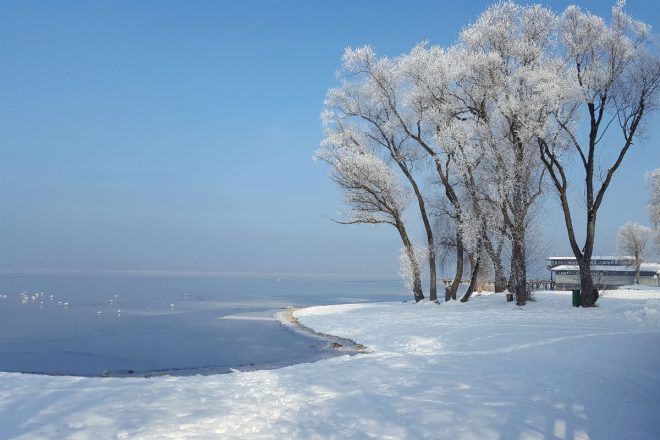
top-left (0, 273), bottom-right (407, 377)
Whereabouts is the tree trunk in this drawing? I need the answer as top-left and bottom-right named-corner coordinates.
top-left (509, 222), bottom-right (527, 306)
top-left (514, 251), bottom-right (527, 306)
top-left (461, 250), bottom-right (481, 303)
top-left (396, 221), bottom-right (425, 303)
top-left (579, 216), bottom-right (597, 307)
top-left (508, 253), bottom-right (517, 295)
top-left (397, 163), bottom-right (437, 301)
top-left (494, 270), bottom-right (508, 293)
top-left (448, 231), bottom-right (463, 301)
top-left (495, 236), bottom-right (508, 292)
top-left (577, 258), bottom-right (596, 307)
top-left (428, 248), bottom-right (437, 302)
top-left (407, 247), bottom-right (425, 303)
top-left (508, 253), bottom-right (525, 305)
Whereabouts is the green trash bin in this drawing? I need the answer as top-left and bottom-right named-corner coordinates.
top-left (572, 289), bottom-right (581, 307)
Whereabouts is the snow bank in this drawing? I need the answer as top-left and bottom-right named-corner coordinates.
top-left (1, 291), bottom-right (660, 439)
top-left (623, 300), bottom-right (660, 327)
top-left (601, 287), bottom-right (660, 300)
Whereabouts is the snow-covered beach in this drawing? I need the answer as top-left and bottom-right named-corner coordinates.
top-left (1, 289), bottom-right (659, 439)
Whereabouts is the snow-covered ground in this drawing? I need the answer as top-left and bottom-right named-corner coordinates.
top-left (1, 290), bottom-right (659, 439)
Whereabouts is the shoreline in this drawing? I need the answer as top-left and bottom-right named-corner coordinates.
top-left (276, 306), bottom-right (369, 353)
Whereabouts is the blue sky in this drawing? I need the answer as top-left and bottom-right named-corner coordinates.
top-left (1, 0), bottom-right (659, 277)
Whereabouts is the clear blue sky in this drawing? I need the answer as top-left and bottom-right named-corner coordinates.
top-left (1, 0), bottom-right (659, 277)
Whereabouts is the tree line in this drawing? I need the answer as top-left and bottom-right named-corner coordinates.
top-left (316, 1), bottom-right (660, 307)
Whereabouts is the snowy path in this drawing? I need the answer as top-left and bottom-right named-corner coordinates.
top-left (1, 290), bottom-right (659, 439)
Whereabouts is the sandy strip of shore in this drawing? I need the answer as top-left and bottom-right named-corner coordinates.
top-left (276, 306), bottom-right (369, 353)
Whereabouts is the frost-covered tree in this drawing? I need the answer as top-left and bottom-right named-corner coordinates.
top-left (617, 221), bottom-right (652, 283)
top-left (324, 48), bottom-right (439, 301)
top-left (430, 206), bottom-right (461, 301)
top-left (648, 168), bottom-right (660, 249)
top-left (398, 44), bottom-right (489, 301)
top-left (396, 10), bottom-right (560, 304)
top-left (436, 113), bottom-right (509, 300)
top-left (539, 1), bottom-right (660, 307)
top-left (448, 2), bottom-right (554, 305)
top-left (316, 127), bottom-right (425, 302)
top-left (318, 1), bottom-right (658, 307)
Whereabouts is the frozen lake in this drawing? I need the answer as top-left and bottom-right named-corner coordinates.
top-left (0, 273), bottom-right (407, 377)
